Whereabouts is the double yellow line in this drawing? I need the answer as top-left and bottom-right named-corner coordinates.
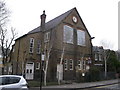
top-left (96, 83), bottom-right (118, 88)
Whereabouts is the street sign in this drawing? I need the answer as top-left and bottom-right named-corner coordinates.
top-left (57, 64), bottom-right (63, 80)
top-left (41, 54), bottom-right (45, 61)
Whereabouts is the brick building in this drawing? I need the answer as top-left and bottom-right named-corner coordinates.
top-left (10, 7), bottom-right (93, 81)
top-left (93, 46), bottom-right (104, 66)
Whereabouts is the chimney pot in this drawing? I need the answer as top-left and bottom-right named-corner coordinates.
top-left (43, 10), bottom-right (45, 14)
top-left (40, 10), bottom-right (46, 31)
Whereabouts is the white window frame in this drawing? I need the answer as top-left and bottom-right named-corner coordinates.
top-left (44, 32), bottom-right (50, 42)
top-left (99, 54), bottom-right (102, 61)
top-left (64, 59), bottom-right (68, 70)
top-left (29, 38), bottom-right (34, 53)
top-left (12, 47), bottom-right (15, 52)
top-left (37, 40), bottom-right (41, 54)
top-left (77, 30), bottom-right (86, 46)
top-left (95, 53), bottom-right (98, 61)
top-left (63, 25), bottom-right (73, 44)
top-left (69, 59), bottom-right (73, 70)
top-left (83, 60), bottom-right (86, 70)
top-left (36, 62), bottom-right (40, 70)
top-left (0, 55), bottom-right (2, 58)
top-left (78, 60), bottom-right (82, 70)
top-left (44, 42), bottom-right (49, 51)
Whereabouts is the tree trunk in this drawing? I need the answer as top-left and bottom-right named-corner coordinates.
top-left (57, 46), bottom-right (65, 84)
top-left (43, 48), bottom-right (51, 86)
top-left (44, 70), bottom-right (47, 86)
top-left (2, 56), bottom-right (5, 75)
top-left (44, 60), bottom-right (49, 86)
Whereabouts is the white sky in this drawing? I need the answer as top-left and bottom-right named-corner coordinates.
top-left (5, 0), bottom-right (118, 50)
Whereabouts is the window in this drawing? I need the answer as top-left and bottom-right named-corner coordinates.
top-left (87, 57), bottom-right (92, 64)
top-left (63, 25), bottom-right (73, 44)
top-left (36, 62), bottom-right (40, 69)
top-left (0, 77), bottom-right (20, 85)
top-left (44, 32), bottom-right (50, 42)
top-left (77, 30), bottom-right (85, 46)
top-left (26, 69), bottom-right (29, 73)
top-left (29, 38), bottom-right (34, 53)
top-left (83, 60), bottom-right (86, 70)
top-left (99, 54), bottom-right (102, 61)
top-left (69, 59), bottom-right (73, 70)
top-left (64, 59), bottom-right (68, 70)
top-left (30, 69), bottom-right (32, 73)
top-left (0, 55), bottom-right (2, 58)
top-left (9, 77), bottom-right (20, 84)
top-left (78, 60), bottom-right (82, 70)
top-left (12, 47), bottom-right (15, 52)
top-left (95, 53), bottom-right (98, 61)
top-left (44, 42), bottom-right (49, 50)
top-left (37, 41), bottom-right (41, 54)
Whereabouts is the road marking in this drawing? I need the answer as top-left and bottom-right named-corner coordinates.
top-left (96, 84), bottom-right (118, 88)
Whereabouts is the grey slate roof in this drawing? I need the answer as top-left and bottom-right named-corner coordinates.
top-left (28, 8), bottom-right (74, 34)
top-left (16, 7), bottom-right (92, 41)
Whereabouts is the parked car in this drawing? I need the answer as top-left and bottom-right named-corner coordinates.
top-left (0, 75), bottom-right (29, 90)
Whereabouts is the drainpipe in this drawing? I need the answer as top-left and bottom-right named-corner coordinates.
top-left (16, 39), bottom-right (20, 74)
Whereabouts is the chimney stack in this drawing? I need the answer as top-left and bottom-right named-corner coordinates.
top-left (40, 10), bottom-right (46, 32)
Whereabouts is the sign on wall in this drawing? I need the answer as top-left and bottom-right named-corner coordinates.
top-left (57, 64), bottom-right (63, 81)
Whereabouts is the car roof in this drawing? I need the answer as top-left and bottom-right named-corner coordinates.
top-left (0, 75), bottom-right (23, 78)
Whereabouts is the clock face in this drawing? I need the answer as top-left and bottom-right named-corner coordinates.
top-left (72, 16), bottom-right (77, 23)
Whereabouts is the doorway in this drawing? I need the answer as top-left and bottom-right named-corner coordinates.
top-left (25, 62), bottom-right (34, 80)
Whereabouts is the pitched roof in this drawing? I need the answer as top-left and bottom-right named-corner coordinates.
top-left (28, 8), bottom-right (74, 34)
top-left (16, 7), bottom-right (92, 40)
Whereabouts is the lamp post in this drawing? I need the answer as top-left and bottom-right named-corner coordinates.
top-left (104, 55), bottom-right (107, 78)
top-left (39, 10), bottom-right (46, 90)
top-left (90, 37), bottom-right (95, 64)
top-left (104, 49), bottom-right (110, 79)
top-left (40, 53), bottom-right (44, 90)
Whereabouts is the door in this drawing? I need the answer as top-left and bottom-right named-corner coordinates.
top-left (25, 62), bottom-right (34, 80)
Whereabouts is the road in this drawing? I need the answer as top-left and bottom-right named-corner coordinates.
top-left (83, 84), bottom-right (120, 90)
top-left (30, 84), bottom-right (120, 90)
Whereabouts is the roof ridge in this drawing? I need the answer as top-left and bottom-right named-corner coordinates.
top-left (28, 7), bottom-right (75, 34)
top-left (46, 7), bottom-right (75, 24)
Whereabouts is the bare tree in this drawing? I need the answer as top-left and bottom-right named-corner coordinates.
top-left (100, 39), bottom-right (113, 50)
top-left (60, 46), bottom-right (65, 65)
top-left (100, 39), bottom-right (114, 78)
top-left (57, 45), bottom-right (65, 85)
top-left (0, 0), bottom-right (16, 74)
top-left (0, 0), bottom-right (9, 26)
top-left (42, 31), bottom-right (55, 86)
top-left (117, 49), bottom-right (120, 61)
top-left (43, 43), bottom-right (52, 86)
top-left (0, 26), bottom-right (17, 74)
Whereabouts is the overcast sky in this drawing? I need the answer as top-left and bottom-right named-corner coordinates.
top-left (5, 0), bottom-right (118, 50)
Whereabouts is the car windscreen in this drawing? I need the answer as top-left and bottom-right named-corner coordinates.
top-left (0, 77), bottom-right (21, 85)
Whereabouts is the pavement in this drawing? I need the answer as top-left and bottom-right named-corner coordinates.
top-left (41, 79), bottom-right (120, 89)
